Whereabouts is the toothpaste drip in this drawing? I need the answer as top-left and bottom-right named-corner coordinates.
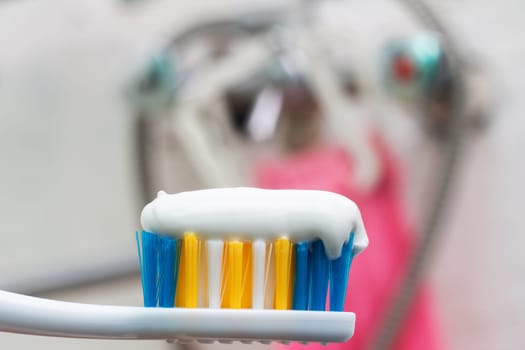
top-left (141, 187), bottom-right (368, 259)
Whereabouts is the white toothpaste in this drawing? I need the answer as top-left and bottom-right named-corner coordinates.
top-left (141, 187), bottom-right (368, 259)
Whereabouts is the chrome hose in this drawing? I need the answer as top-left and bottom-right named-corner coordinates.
top-left (369, 0), bottom-right (468, 348)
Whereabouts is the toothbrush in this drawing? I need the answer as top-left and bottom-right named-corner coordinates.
top-left (136, 187), bottom-right (368, 342)
top-left (0, 187), bottom-right (368, 344)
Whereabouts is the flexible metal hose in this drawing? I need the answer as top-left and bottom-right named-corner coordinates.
top-left (369, 0), bottom-right (468, 349)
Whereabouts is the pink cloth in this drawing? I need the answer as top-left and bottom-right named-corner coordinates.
top-left (254, 136), bottom-right (444, 350)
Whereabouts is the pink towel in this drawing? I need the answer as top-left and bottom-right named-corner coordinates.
top-left (254, 135), bottom-right (444, 350)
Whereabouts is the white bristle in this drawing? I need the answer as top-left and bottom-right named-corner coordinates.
top-left (252, 240), bottom-right (266, 309)
top-left (206, 240), bottom-right (224, 308)
top-left (264, 242), bottom-right (275, 308)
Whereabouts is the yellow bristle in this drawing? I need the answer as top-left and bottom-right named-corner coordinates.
top-left (241, 243), bottom-right (253, 308)
top-left (175, 233), bottom-right (199, 308)
top-left (222, 241), bottom-right (243, 308)
top-left (274, 237), bottom-right (293, 310)
top-left (288, 244), bottom-right (295, 305)
top-left (220, 243), bottom-right (229, 308)
top-left (199, 239), bottom-right (208, 307)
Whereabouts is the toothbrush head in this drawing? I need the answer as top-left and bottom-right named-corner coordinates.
top-left (135, 187), bottom-right (368, 344)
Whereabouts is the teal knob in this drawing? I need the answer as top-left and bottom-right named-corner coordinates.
top-left (128, 51), bottom-right (177, 113)
top-left (382, 32), bottom-right (443, 99)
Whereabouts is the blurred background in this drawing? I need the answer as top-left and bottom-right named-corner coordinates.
top-left (0, 0), bottom-right (523, 349)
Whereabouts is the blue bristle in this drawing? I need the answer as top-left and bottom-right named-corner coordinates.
top-left (175, 238), bottom-right (182, 288)
top-left (135, 231), bottom-right (144, 294)
top-left (139, 231), bottom-right (160, 307)
top-left (309, 239), bottom-right (329, 311)
top-left (292, 241), bottom-right (310, 310)
top-left (158, 236), bottom-right (179, 307)
top-left (329, 232), bottom-right (355, 311)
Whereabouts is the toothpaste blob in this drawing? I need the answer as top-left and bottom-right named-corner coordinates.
top-left (141, 187), bottom-right (368, 259)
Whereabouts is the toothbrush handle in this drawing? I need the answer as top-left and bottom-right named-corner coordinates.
top-left (0, 290), bottom-right (355, 343)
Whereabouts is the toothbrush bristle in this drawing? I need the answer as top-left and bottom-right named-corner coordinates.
top-left (330, 232), bottom-right (355, 312)
top-left (159, 236), bottom-right (178, 307)
top-left (222, 241), bottom-right (243, 308)
top-left (274, 238), bottom-right (293, 310)
top-left (241, 243), bottom-right (253, 308)
top-left (206, 240), bottom-right (223, 308)
top-left (252, 240), bottom-right (266, 309)
top-left (309, 240), bottom-right (330, 311)
top-left (136, 231), bottom-right (160, 307)
top-left (176, 233), bottom-right (199, 308)
top-left (292, 241), bottom-right (309, 310)
top-left (136, 232), bottom-right (356, 312)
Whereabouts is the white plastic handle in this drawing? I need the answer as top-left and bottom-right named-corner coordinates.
top-left (0, 290), bottom-right (355, 344)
